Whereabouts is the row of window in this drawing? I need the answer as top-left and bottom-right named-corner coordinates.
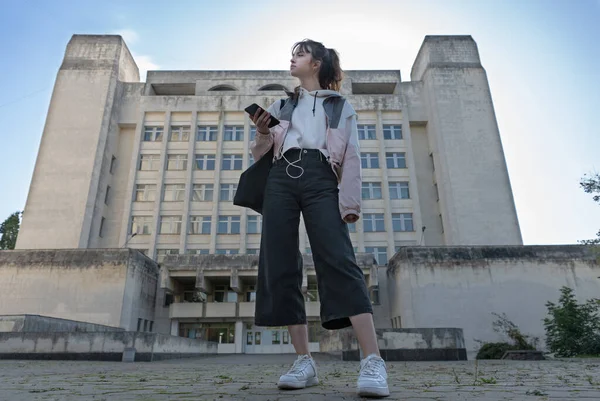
top-left (131, 212), bottom-right (413, 235)
top-left (132, 215), bottom-right (262, 235)
top-left (151, 244), bottom-right (406, 266)
top-left (139, 154), bottom-right (251, 171)
top-left (139, 152), bottom-right (406, 171)
top-left (144, 124), bottom-right (403, 143)
top-left (135, 181), bottom-right (410, 203)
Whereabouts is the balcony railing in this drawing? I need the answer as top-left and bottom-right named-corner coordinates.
top-left (169, 301), bottom-right (321, 319)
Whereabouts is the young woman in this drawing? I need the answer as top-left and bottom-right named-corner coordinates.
top-left (249, 39), bottom-right (389, 398)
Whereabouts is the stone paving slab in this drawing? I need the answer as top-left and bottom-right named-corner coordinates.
top-left (0, 354), bottom-right (599, 400)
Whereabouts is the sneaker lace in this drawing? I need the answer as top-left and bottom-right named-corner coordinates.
top-left (362, 357), bottom-right (384, 377)
top-left (288, 357), bottom-right (311, 375)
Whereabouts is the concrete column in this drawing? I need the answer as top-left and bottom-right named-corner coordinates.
top-left (398, 100), bottom-right (425, 246)
top-left (170, 319), bottom-right (179, 336)
top-left (181, 111), bottom-right (198, 253)
top-left (209, 111), bottom-right (225, 253)
top-left (119, 109), bottom-right (146, 248)
top-left (149, 111), bottom-right (172, 259)
top-left (235, 320), bottom-right (243, 354)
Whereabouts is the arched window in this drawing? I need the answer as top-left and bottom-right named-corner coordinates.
top-left (258, 84), bottom-right (288, 91)
top-left (208, 85), bottom-right (237, 91)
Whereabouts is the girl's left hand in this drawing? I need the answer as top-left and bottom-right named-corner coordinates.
top-left (344, 214), bottom-right (358, 224)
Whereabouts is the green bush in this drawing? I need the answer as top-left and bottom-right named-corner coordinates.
top-left (476, 342), bottom-right (517, 360)
top-left (544, 286), bottom-right (600, 357)
top-left (475, 313), bottom-right (538, 360)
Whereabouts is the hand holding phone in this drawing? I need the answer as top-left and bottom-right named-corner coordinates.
top-left (244, 103), bottom-right (280, 132)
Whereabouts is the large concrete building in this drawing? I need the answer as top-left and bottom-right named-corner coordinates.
top-left (10, 34), bottom-right (526, 354)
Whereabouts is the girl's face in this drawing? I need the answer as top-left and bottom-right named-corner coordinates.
top-left (290, 45), bottom-right (320, 79)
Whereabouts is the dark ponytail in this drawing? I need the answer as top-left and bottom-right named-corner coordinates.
top-left (292, 39), bottom-right (343, 92)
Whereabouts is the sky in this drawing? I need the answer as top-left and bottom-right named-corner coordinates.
top-left (0, 0), bottom-right (598, 245)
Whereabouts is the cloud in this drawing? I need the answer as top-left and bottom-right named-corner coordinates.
top-left (112, 29), bottom-right (139, 45)
top-left (132, 53), bottom-right (159, 82)
top-left (110, 29), bottom-right (158, 81)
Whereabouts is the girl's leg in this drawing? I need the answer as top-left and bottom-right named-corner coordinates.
top-left (288, 324), bottom-right (310, 355)
top-left (350, 313), bottom-right (380, 357)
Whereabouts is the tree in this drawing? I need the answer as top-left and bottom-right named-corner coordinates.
top-left (580, 172), bottom-right (600, 245)
top-left (543, 286), bottom-right (600, 357)
top-left (0, 211), bottom-right (21, 250)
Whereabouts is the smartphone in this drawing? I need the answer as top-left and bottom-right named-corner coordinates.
top-left (244, 103), bottom-right (280, 128)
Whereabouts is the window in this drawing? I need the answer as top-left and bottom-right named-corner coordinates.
top-left (170, 126), bottom-right (190, 142)
top-left (361, 153), bottom-right (379, 169)
top-left (135, 184), bottom-right (157, 202)
top-left (283, 331), bottom-right (290, 344)
top-left (363, 213), bottom-right (385, 232)
top-left (440, 213), bottom-right (444, 233)
top-left (434, 183), bottom-right (440, 201)
top-left (220, 184), bottom-right (237, 201)
top-left (156, 249), bottom-right (179, 263)
top-left (149, 321), bottom-right (154, 332)
top-left (195, 154), bottom-right (216, 170)
top-left (249, 127), bottom-right (257, 142)
top-left (104, 186), bottom-right (111, 205)
top-left (159, 216), bottom-right (182, 234)
top-left (389, 182), bottom-right (410, 199)
top-left (224, 126), bottom-right (244, 141)
top-left (214, 285), bottom-right (238, 302)
top-left (197, 126), bottom-right (218, 142)
top-left (110, 155), bottom-right (116, 174)
top-left (163, 184), bottom-right (186, 201)
top-left (189, 216), bottom-right (211, 234)
top-left (218, 216), bottom-right (240, 234)
top-left (143, 126), bottom-right (163, 142)
top-left (99, 217), bottom-right (106, 237)
top-left (215, 249), bottom-right (239, 255)
top-left (306, 283), bottom-right (319, 302)
top-left (131, 216), bottom-right (152, 235)
top-left (247, 215), bottom-right (262, 234)
top-left (347, 222), bottom-right (356, 233)
top-left (386, 152), bottom-right (406, 169)
top-left (272, 331), bottom-right (281, 344)
top-left (186, 249), bottom-right (209, 255)
top-left (246, 248), bottom-right (259, 255)
top-left (392, 213), bottom-right (414, 232)
top-left (246, 285), bottom-right (256, 302)
top-left (192, 184), bottom-right (213, 201)
top-left (358, 124), bottom-right (376, 140)
top-left (369, 287), bottom-right (381, 305)
top-left (383, 124), bottom-right (402, 140)
top-left (365, 246), bottom-right (388, 266)
top-left (361, 182), bottom-right (382, 200)
top-left (137, 318), bottom-right (142, 331)
top-left (167, 154), bottom-right (188, 170)
top-left (143, 320), bottom-right (148, 332)
top-left (139, 154), bottom-right (160, 171)
top-left (222, 154), bottom-right (243, 170)
top-left (247, 332), bottom-right (253, 345)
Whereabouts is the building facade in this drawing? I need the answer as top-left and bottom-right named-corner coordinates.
top-left (14, 34), bottom-right (523, 353)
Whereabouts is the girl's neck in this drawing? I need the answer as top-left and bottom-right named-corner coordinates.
top-left (299, 76), bottom-right (323, 92)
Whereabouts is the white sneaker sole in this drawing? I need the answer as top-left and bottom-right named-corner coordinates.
top-left (278, 376), bottom-right (319, 389)
top-left (357, 385), bottom-right (390, 397)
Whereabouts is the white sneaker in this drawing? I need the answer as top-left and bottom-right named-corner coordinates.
top-left (357, 354), bottom-right (390, 397)
top-left (277, 354), bottom-right (319, 389)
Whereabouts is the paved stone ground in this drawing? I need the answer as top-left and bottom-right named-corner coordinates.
top-left (1, 354), bottom-right (600, 400)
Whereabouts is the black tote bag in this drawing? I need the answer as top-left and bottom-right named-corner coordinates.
top-left (233, 146), bottom-right (274, 215)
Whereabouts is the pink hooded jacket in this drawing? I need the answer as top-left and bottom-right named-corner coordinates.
top-left (250, 90), bottom-right (362, 221)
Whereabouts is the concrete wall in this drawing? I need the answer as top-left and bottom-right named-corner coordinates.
top-left (0, 331), bottom-right (217, 361)
top-left (0, 315), bottom-right (123, 333)
top-left (16, 35), bottom-right (139, 249)
top-left (0, 249), bottom-right (158, 331)
top-left (387, 245), bottom-right (600, 355)
top-left (411, 36), bottom-right (522, 246)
